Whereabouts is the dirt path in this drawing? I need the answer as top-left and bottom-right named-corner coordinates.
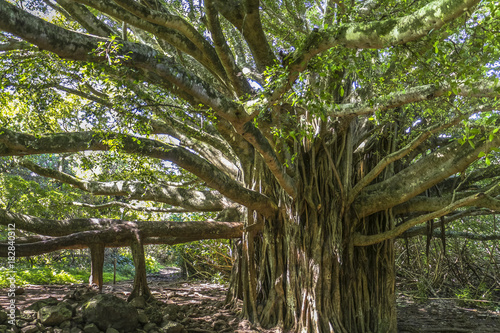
top-left (1, 268), bottom-right (498, 332)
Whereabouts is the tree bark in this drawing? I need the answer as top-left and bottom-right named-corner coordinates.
top-left (89, 243), bottom-right (105, 292)
top-left (228, 130), bottom-right (399, 332)
top-left (128, 236), bottom-right (153, 301)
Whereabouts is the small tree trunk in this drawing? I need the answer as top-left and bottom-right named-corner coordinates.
top-left (128, 237), bottom-right (153, 301)
top-left (89, 243), bottom-right (104, 292)
top-left (113, 252), bottom-right (117, 285)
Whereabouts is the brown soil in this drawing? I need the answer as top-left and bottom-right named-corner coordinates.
top-left (1, 268), bottom-right (498, 332)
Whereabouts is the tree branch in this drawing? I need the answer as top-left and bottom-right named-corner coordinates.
top-left (0, 217), bottom-right (244, 257)
top-left (353, 192), bottom-right (486, 246)
top-left (17, 158), bottom-right (231, 212)
top-left (0, 38), bottom-right (35, 52)
top-left (0, 3), bottom-right (296, 198)
top-left (205, 0), bottom-right (253, 97)
top-left (69, 201), bottom-right (193, 213)
top-left (74, 0), bottom-right (228, 82)
top-left (0, 208), bottom-right (243, 238)
top-left (399, 229), bottom-right (500, 241)
top-left (0, 128), bottom-right (277, 216)
top-left (394, 190), bottom-right (500, 216)
top-left (355, 133), bottom-right (500, 217)
top-left (272, 0), bottom-right (480, 99)
top-left (400, 208), bottom-right (497, 238)
top-left (55, 0), bottom-right (116, 37)
top-left (348, 117), bottom-right (462, 204)
top-left (212, 0), bottom-right (277, 71)
top-left (0, 0), bottom-right (242, 121)
top-left (330, 81), bottom-right (500, 118)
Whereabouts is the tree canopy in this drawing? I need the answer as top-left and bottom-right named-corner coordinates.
top-left (1, 0), bottom-right (500, 332)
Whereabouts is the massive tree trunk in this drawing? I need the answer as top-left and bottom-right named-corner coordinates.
top-left (229, 127), bottom-right (398, 332)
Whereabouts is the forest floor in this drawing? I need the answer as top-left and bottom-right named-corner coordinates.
top-left (1, 267), bottom-right (499, 332)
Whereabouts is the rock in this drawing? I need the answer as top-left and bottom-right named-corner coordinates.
top-left (15, 319), bottom-right (28, 328)
top-left (162, 305), bottom-right (180, 321)
top-left (129, 296), bottom-right (146, 309)
top-left (144, 305), bottom-right (163, 325)
top-left (66, 288), bottom-right (97, 303)
top-left (35, 321), bottom-right (46, 331)
top-left (70, 328), bottom-right (83, 333)
top-left (62, 299), bottom-right (79, 311)
top-left (0, 310), bottom-right (7, 324)
top-left (160, 320), bottom-right (184, 333)
top-left (15, 288), bottom-right (25, 295)
top-left (19, 310), bottom-right (37, 322)
top-left (82, 294), bottom-right (139, 332)
top-left (83, 323), bottom-right (100, 333)
top-left (211, 319), bottom-right (226, 331)
top-left (143, 323), bottom-right (157, 332)
top-left (59, 320), bottom-right (72, 329)
top-left (38, 303), bottom-right (73, 326)
top-left (20, 325), bottom-right (38, 333)
top-left (27, 297), bottom-right (59, 311)
top-left (105, 328), bottom-right (119, 333)
top-left (137, 310), bottom-right (149, 324)
top-left (12, 325), bottom-right (21, 333)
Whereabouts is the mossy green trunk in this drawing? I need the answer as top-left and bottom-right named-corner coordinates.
top-left (228, 131), bottom-right (398, 332)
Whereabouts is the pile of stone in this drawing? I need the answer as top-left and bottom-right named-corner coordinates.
top-left (0, 288), bottom-right (185, 333)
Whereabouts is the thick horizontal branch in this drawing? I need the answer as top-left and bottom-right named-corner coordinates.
top-left (330, 81), bottom-right (500, 118)
top-left (353, 192), bottom-right (486, 246)
top-left (356, 131), bottom-right (500, 217)
top-left (0, 38), bottom-right (35, 52)
top-left (18, 159), bottom-right (231, 212)
top-left (399, 229), bottom-right (500, 241)
top-left (400, 209), bottom-right (497, 238)
top-left (70, 201), bottom-right (192, 213)
top-left (0, 128), bottom-right (277, 216)
top-left (0, 208), bottom-right (243, 238)
top-left (393, 191), bottom-right (500, 216)
top-left (0, 219), bottom-right (244, 257)
top-left (348, 118), bottom-right (462, 204)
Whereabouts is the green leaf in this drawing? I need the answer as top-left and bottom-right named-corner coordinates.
top-left (485, 157), bottom-right (491, 166)
top-left (478, 151), bottom-right (486, 158)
